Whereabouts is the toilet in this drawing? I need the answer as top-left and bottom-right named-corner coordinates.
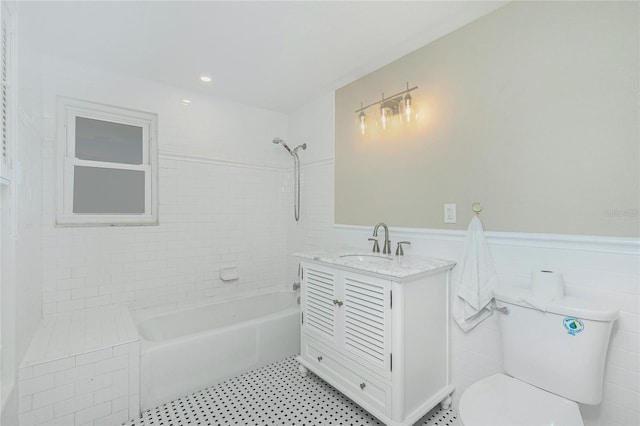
top-left (458, 285), bottom-right (618, 426)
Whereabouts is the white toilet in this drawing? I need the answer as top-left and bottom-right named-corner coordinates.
top-left (458, 285), bottom-right (618, 426)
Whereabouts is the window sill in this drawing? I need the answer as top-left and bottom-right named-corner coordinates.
top-left (55, 214), bottom-right (158, 227)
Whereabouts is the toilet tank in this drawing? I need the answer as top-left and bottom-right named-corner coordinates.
top-left (494, 286), bottom-right (618, 405)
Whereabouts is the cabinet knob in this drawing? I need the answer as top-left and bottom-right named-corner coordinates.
top-left (333, 299), bottom-right (343, 307)
top-left (317, 356), bottom-right (323, 362)
top-left (360, 382), bottom-right (366, 390)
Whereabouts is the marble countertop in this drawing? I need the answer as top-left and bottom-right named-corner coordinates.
top-left (294, 250), bottom-right (456, 280)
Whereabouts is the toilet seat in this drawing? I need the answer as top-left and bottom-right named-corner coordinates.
top-left (458, 374), bottom-right (583, 426)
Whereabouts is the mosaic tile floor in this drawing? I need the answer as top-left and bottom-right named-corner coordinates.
top-left (126, 356), bottom-right (458, 426)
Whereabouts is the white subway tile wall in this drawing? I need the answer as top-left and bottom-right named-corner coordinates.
top-left (17, 306), bottom-right (140, 425)
top-left (9, 54), bottom-right (291, 426)
top-left (17, 341), bottom-right (140, 426)
top-left (41, 157), bottom-right (289, 315)
top-left (34, 56), bottom-right (291, 317)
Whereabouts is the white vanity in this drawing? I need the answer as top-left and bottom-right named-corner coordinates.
top-left (295, 251), bottom-right (456, 426)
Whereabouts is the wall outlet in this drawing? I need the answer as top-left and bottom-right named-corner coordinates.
top-left (444, 204), bottom-right (456, 224)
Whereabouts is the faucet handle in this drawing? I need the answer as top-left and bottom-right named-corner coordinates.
top-left (396, 241), bottom-right (411, 256)
top-left (368, 238), bottom-right (380, 253)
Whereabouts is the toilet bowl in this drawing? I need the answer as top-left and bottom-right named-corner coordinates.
top-left (458, 374), bottom-right (583, 426)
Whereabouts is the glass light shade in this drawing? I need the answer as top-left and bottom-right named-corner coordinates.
top-left (358, 111), bottom-right (366, 135)
top-left (404, 93), bottom-right (412, 122)
top-left (380, 106), bottom-right (388, 130)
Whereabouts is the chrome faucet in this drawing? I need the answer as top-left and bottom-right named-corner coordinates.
top-left (373, 222), bottom-right (391, 255)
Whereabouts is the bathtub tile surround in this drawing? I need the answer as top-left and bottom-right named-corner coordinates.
top-left (17, 306), bottom-right (140, 426)
top-left (127, 357), bottom-right (458, 426)
top-left (7, 50), bottom-right (293, 425)
top-left (35, 55), bottom-right (291, 316)
top-left (42, 155), bottom-right (289, 315)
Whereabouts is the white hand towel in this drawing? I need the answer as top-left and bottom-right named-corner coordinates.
top-left (453, 215), bottom-right (500, 332)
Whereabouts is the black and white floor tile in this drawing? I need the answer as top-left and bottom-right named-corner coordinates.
top-left (126, 356), bottom-right (458, 426)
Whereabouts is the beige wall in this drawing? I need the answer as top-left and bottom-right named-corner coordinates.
top-left (335, 1), bottom-right (639, 237)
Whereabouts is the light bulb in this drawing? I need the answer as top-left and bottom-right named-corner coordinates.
top-left (358, 111), bottom-right (366, 135)
top-left (380, 106), bottom-right (387, 130)
top-left (404, 93), bottom-right (412, 122)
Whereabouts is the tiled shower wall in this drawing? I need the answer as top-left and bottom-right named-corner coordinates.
top-left (42, 157), bottom-right (288, 314)
top-left (1, 46), bottom-right (46, 424)
top-left (32, 54), bottom-right (291, 315)
top-left (287, 92), bottom-right (640, 426)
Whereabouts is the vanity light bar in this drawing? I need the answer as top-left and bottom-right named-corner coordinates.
top-left (354, 84), bottom-right (418, 114)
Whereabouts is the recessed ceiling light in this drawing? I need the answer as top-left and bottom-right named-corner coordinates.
top-left (181, 99), bottom-right (191, 105)
top-left (200, 74), bottom-right (212, 83)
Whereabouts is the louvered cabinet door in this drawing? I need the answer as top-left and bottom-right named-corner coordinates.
top-left (341, 272), bottom-right (392, 377)
top-left (301, 263), bottom-right (338, 346)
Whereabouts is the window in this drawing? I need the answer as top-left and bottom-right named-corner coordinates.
top-left (56, 98), bottom-right (158, 226)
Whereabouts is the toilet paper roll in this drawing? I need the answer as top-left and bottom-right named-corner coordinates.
top-left (531, 270), bottom-right (564, 301)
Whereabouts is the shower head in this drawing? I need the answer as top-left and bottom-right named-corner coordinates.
top-left (272, 137), bottom-right (292, 153)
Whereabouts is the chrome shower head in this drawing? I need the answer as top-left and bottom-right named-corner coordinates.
top-left (272, 137), bottom-right (292, 153)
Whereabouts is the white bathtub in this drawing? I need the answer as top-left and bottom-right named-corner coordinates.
top-left (136, 291), bottom-right (300, 411)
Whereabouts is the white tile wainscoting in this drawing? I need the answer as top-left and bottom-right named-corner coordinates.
top-left (17, 306), bottom-right (140, 426)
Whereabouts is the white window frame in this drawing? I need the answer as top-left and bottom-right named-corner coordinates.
top-left (56, 97), bottom-right (158, 226)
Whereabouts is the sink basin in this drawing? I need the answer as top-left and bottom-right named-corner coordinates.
top-left (339, 254), bottom-right (393, 262)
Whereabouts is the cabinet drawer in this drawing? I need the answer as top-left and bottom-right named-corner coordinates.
top-left (303, 340), bottom-right (389, 416)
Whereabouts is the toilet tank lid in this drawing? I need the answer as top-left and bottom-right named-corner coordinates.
top-left (493, 286), bottom-right (619, 321)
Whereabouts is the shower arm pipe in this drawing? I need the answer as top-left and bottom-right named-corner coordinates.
top-left (355, 86), bottom-right (418, 113)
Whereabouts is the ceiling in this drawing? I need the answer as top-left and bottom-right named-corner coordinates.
top-left (18, 1), bottom-right (507, 113)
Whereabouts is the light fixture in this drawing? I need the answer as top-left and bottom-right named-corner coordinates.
top-left (380, 95), bottom-right (388, 130)
top-left (199, 74), bottom-right (212, 83)
top-left (403, 83), bottom-right (413, 123)
top-left (358, 103), bottom-right (367, 135)
top-left (181, 99), bottom-right (192, 106)
top-left (355, 82), bottom-right (417, 134)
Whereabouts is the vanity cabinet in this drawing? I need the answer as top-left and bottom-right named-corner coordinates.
top-left (297, 256), bottom-right (455, 426)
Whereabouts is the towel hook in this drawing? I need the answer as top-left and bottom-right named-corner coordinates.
top-left (472, 202), bottom-right (483, 216)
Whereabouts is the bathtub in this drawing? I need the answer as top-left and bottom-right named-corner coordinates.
top-left (136, 291), bottom-right (300, 411)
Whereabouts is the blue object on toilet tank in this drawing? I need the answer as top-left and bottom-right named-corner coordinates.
top-left (563, 317), bottom-right (584, 336)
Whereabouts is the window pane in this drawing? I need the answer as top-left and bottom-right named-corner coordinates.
top-left (73, 166), bottom-right (145, 214)
top-left (75, 117), bottom-right (143, 164)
